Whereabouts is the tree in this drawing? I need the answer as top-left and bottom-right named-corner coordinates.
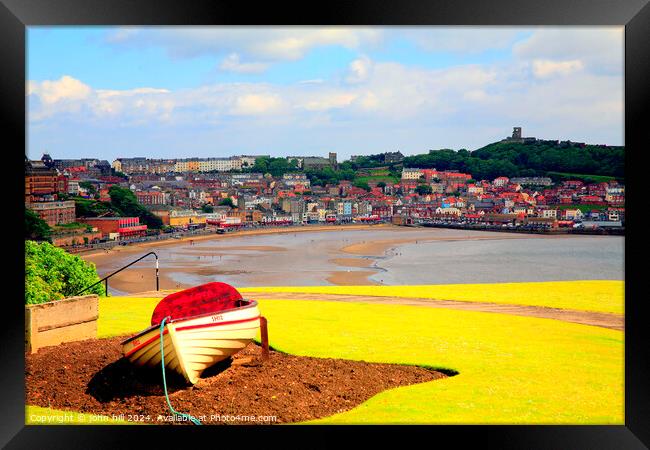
top-left (25, 240), bottom-right (105, 304)
top-left (79, 181), bottom-right (98, 198)
top-left (111, 169), bottom-right (129, 179)
top-left (399, 142), bottom-right (624, 181)
top-left (219, 198), bottom-right (235, 208)
top-left (108, 186), bottom-right (163, 229)
top-left (353, 181), bottom-right (371, 192)
top-left (415, 185), bottom-right (433, 195)
top-left (201, 204), bottom-right (214, 213)
top-left (251, 157), bottom-right (298, 177)
top-left (25, 208), bottom-right (52, 241)
top-left (73, 196), bottom-right (114, 218)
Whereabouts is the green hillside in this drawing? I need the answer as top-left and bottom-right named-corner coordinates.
top-left (399, 141), bottom-right (624, 182)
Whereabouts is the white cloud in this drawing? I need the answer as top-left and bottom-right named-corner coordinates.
top-left (346, 56), bottom-right (373, 84)
top-left (218, 53), bottom-right (269, 74)
top-left (27, 76), bottom-right (175, 123)
top-left (532, 59), bottom-right (584, 78)
top-left (230, 93), bottom-right (284, 116)
top-left (96, 87), bottom-right (170, 97)
top-left (105, 27), bottom-right (382, 62)
top-left (30, 75), bottom-right (91, 105)
top-left (297, 91), bottom-right (357, 111)
top-left (514, 27), bottom-right (623, 74)
top-left (463, 89), bottom-right (491, 102)
top-left (28, 30), bottom-right (623, 151)
top-left (400, 27), bottom-right (522, 53)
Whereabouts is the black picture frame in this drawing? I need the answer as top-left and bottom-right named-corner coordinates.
top-left (2, 0), bottom-right (648, 447)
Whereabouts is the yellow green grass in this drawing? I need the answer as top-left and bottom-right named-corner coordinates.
top-left (32, 289), bottom-right (624, 424)
top-left (240, 280), bottom-right (624, 315)
top-left (97, 296), bottom-right (161, 338)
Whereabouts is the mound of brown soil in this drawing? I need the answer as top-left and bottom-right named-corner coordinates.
top-left (26, 337), bottom-right (446, 425)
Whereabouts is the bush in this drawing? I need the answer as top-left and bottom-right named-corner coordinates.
top-left (219, 198), bottom-right (235, 208)
top-left (353, 181), bottom-right (371, 191)
top-left (108, 186), bottom-right (163, 229)
top-left (25, 240), bottom-right (105, 305)
top-left (25, 208), bottom-right (52, 241)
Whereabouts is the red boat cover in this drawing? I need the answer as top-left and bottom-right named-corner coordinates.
top-left (150, 282), bottom-right (244, 326)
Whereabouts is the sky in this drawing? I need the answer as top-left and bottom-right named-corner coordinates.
top-left (26, 26), bottom-right (624, 162)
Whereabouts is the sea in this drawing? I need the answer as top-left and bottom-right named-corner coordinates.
top-left (90, 227), bottom-right (624, 292)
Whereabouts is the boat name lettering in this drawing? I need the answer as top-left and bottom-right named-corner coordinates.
top-left (211, 315), bottom-right (224, 322)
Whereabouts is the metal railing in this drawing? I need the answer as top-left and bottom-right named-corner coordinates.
top-left (76, 251), bottom-right (159, 296)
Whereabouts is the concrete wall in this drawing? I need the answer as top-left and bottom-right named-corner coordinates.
top-left (25, 295), bottom-right (99, 354)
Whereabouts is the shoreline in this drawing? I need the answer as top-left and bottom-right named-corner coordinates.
top-left (79, 223), bottom-right (395, 259)
top-left (85, 226), bottom-right (619, 295)
top-left (339, 232), bottom-right (587, 257)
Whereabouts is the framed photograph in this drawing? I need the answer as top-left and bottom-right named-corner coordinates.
top-left (4, 0), bottom-right (648, 447)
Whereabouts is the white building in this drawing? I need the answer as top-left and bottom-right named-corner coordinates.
top-left (564, 209), bottom-right (584, 220)
top-left (401, 168), bottom-right (423, 180)
top-left (541, 209), bottom-right (558, 219)
top-left (435, 206), bottom-right (461, 215)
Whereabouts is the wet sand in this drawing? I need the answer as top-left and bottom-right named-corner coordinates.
top-left (329, 258), bottom-right (374, 268)
top-left (85, 226), bottom-right (617, 294)
top-left (80, 224), bottom-right (392, 259)
top-left (105, 266), bottom-right (255, 294)
top-left (104, 267), bottom-right (187, 294)
top-left (326, 271), bottom-right (381, 286)
top-left (182, 245), bottom-right (286, 252)
top-left (341, 233), bottom-right (555, 257)
top-left (87, 226), bottom-right (407, 293)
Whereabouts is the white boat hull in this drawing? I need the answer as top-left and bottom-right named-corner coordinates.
top-left (122, 302), bottom-right (260, 384)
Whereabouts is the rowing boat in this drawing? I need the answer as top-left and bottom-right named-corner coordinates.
top-left (122, 282), bottom-right (261, 384)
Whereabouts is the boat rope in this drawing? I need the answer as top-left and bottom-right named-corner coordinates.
top-left (160, 317), bottom-right (202, 425)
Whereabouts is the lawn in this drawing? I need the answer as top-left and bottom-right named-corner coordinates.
top-left (240, 280), bottom-right (624, 315)
top-left (354, 175), bottom-right (400, 185)
top-left (29, 287), bottom-right (624, 424)
top-left (546, 171), bottom-right (620, 183)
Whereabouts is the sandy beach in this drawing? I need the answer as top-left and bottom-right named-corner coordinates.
top-left (329, 257), bottom-right (374, 268)
top-left (339, 232), bottom-right (567, 257)
top-left (326, 270), bottom-right (381, 286)
top-left (86, 224), bottom-right (406, 292)
top-left (80, 224), bottom-right (393, 259)
top-left (83, 226), bottom-right (622, 294)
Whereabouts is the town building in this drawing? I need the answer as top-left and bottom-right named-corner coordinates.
top-left (302, 153), bottom-right (338, 170)
top-left (135, 190), bottom-right (167, 205)
top-left (383, 151), bottom-right (404, 164)
top-left (401, 168), bottom-right (423, 180)
top-left (79, 217), bottom-right (148, 239)
top-left (168, 210), bottom-right (207, 228)
top-left (510, 177), bottom-right (553, 186)
top-left (25, 157), bottom-right (63, 204)
top-left (29, 201), bottom-right (76, 226)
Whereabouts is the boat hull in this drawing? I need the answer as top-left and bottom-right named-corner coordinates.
top-left (122, 301), bottom-right (260, 384)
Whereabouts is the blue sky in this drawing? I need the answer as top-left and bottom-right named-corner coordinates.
top-left (27, 26), bottom-right (624, 161)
